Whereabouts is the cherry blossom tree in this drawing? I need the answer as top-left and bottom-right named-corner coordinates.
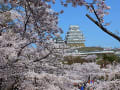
top-left (0, 1), bottom-right (63, 89)
top-left (0, 0), bottom-right (63, 63)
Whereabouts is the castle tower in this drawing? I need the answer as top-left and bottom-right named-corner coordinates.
top-left (65, 25), bottom-right (85, 47)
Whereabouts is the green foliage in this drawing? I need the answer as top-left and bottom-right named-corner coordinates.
top-left (105, 74), bottom-right (109, 81)
top-left (103, 54), bottom-right (120, 63)
top-left (96, 54), bottom-right (120, 68)
top-left (77, 47), bottom-right (103, 52)
top-left (99, 76), bottom-right (105, 80)
top-left (96, 60), bottom-right (110, 68)
top-left (62, 56), bottom-right (87, 65)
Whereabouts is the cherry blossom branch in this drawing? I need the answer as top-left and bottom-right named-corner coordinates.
top-left (0, 24), bottom-right (12, 36)
top-left (33, 46), bottom-right (53, 62)
top-left (91, 5), bottom-right (101, 23)
top-left (33, 51), bottom-right (52, 62)
top-left (0, 7), bottom-right (13, 13)
top-left (22, 3), bottom-right (30, 40)
top-left (86, 14), bottom-right (120, 42)
top-left (17, 41), bottom-right (33, 57)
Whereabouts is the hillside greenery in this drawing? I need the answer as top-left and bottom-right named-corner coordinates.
top-left (77, 47), bottom-right (104, 52)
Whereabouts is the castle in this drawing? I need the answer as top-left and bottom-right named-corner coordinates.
top-left (54, 25), bottom-right (85, 48)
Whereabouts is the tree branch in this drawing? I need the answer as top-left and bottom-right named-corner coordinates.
top-left (0, 24), bottom-right (12, 36)
top-left (33, 51), bottom-right (52, 62)
top-left (91, 5), bottom-right (101, 23)
top-left (17, 41), bottom-right (33, 57)
top-left (22, 3), bottom-right (30, 40)
top-left (86, 14), bottom-right (120, 42)
top-left (33, 45), bottom-right (53, 62)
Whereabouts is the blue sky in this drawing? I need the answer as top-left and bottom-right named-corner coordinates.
top-left (51, 0), bottom-right (120, 48)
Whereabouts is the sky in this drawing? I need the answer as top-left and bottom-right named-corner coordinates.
top-left (51, 0), bottom-right (120, 48)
